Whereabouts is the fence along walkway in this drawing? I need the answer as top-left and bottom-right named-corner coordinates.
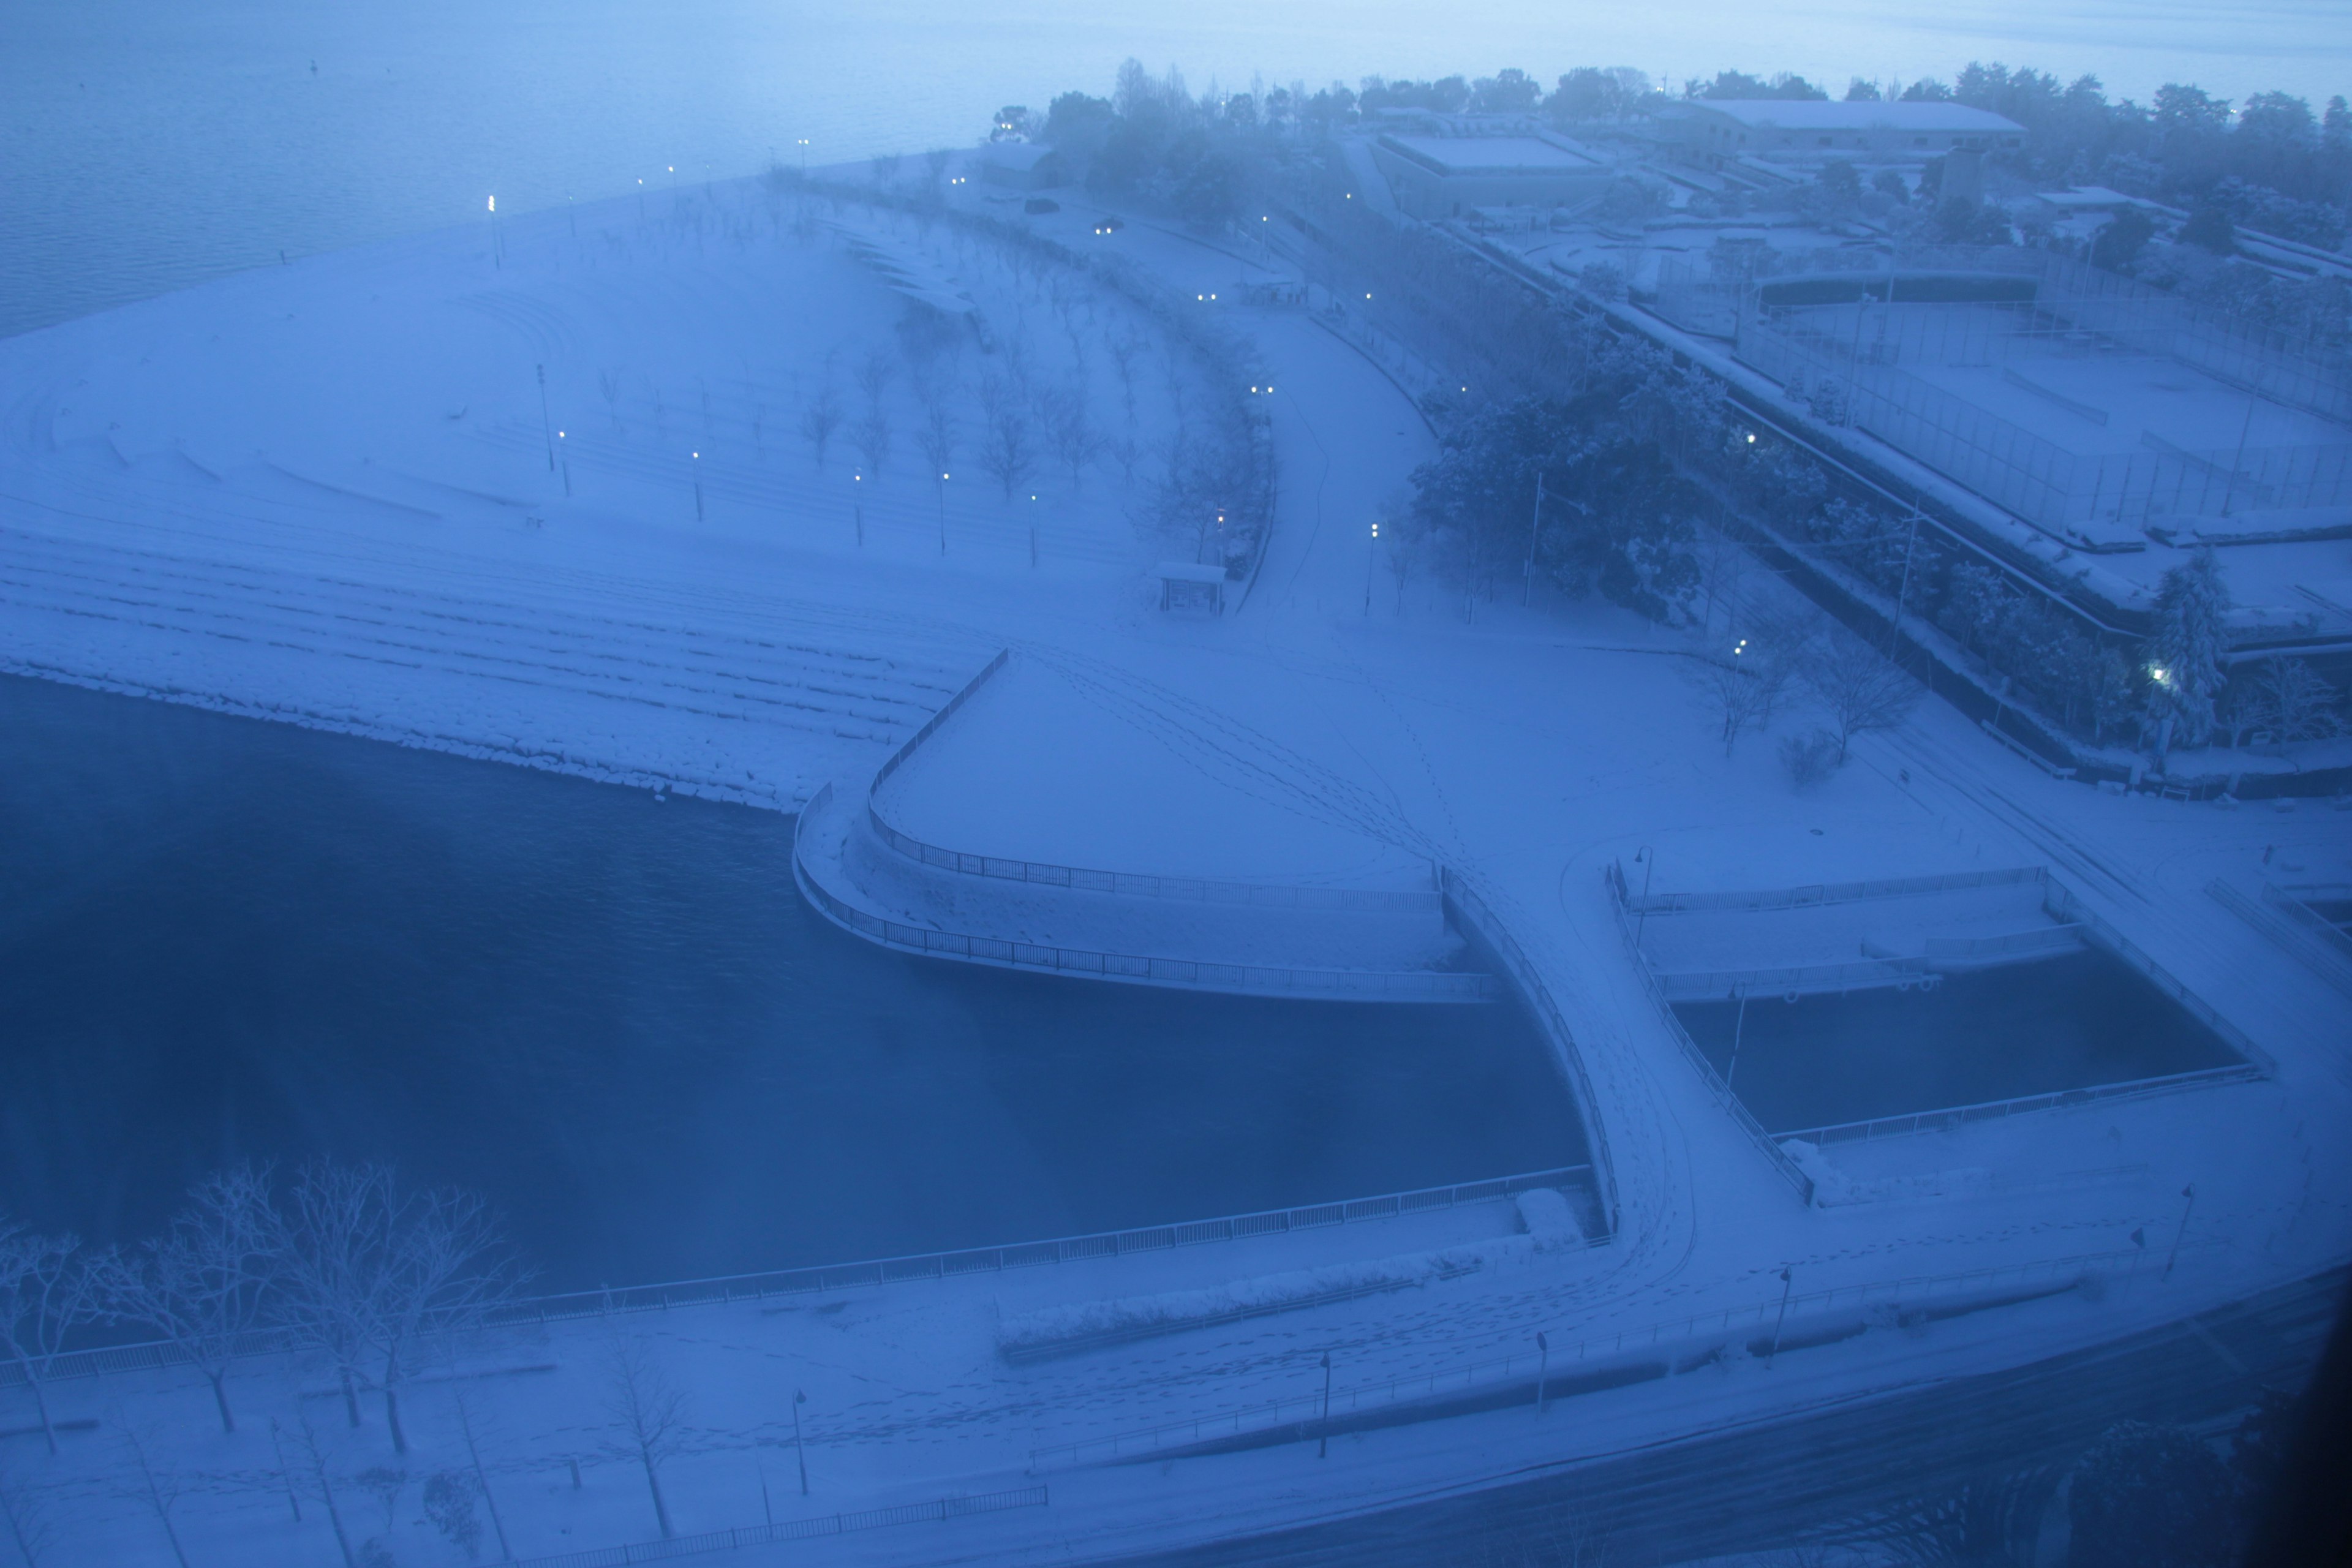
top-left (1774, 1063), bottom-right (2266, 1147)
top-left (867, 647), bottom-right (1439, 914)
top-left (1618, 864), bottom-right (2274, 1161)
top-left (1027, 1243), bottom-right (2157, 1471)
top-left (1605, 861), bottom-right (1819, 1206)
top-left (512, 1485), bottom-right (1048, 1568)
top-left (4, 1168), bottom-right (1594, 1385)
top-left (804, 786), bottom-right (1495, 1001)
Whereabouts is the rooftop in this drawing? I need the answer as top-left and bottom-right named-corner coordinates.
top-left (1377, 134), bottom-right (1604, 175)
top-left (1672, 100), bottom-right (2024, 135)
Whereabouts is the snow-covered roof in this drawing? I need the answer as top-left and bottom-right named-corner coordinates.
top-left (1673, 100), bottom-right (2023, 135)
top-left (1377, 135), bottom-right (1604, 175)
top-left (1154, 561), bottom-right (1229, 584)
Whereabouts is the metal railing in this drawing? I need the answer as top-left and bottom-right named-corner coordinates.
top-left (1774, 1063), bottom-right (2266, 1147)
top-left (802, 789), bottom-right (1493, 1001)
top-left (1027, 1244), bottom-right (2155, 1471)
top-left (867, 805), bottom-right (1440, 915)
top-left (1, 1167), bottom-right (1595, 1388)
top-left (869, 646), bottom-right (1009, 790)
top-left (1654, 956), bottom-right (1933, 1001)
top-left (2209, 879), bottom-right (2352, 1001)
top-left (1441, 870), bottom-right (1623, 1233)
top-left (1606, 862), bottom-right (1819, 1205)
top-left (2041, 881), bottom-right (2278, 1077)
top-left (1623, 865), bottom-right (2046, 915)
top-left (510, 1485), bottom-right (1048, 1568)
top-left (862, 646), bottom-right (1443, 913)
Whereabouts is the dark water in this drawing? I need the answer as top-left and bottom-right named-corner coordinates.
top-left (1675, 949), bottom-right (2239, 1134)
top-left (0, 673), bottom-right (1581, 1291)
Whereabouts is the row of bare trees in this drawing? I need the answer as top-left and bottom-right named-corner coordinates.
top-left (1689, 612), bottom-right (1925, 772)
top-left (0, 1163), bottom-right (521, 1453)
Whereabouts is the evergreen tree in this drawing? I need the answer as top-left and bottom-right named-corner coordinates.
top-left (2145, 549), bottom-right (2230, 750)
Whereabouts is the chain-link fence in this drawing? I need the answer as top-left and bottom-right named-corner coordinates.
top-left (1651, 246), bottom-right (2352, 538)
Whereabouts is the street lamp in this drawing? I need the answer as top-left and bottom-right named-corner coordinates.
top-left (1316, 1352), bottom-right (1332, 1458)
top-left (935, 470), bottom-right (949, 554)
top-left (791, 1390), bottom-right (810, 1494)
top-left (487, 195), bottom-right (499, 270)
top-left (691, 451), bottom-right (703, 521)
top-left (557, 431), bottom-right (570, 497)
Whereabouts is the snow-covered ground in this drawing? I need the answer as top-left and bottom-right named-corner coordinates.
top-left (1, 160), bottom-right (2348, 1566)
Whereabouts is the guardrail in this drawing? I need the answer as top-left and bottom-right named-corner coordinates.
top-left (1, 1166), bottom-right (1596, 1388)
top-left (511, 1485), bottom-right (1048, 1568)
top-left (1027, 1244), bottom-right (2151, 1471)
top-left (1606, 862), bottom-right (1818, 1205)
top-left (861, 647), bottom-right (1443, 914)
top-left (867, 806), bottom-right (1441, 915)
top-left (1774, 1064), bottom-right (2267, 1147)
top-left (1441, 871), bottom-right (1623, 1234)
top-left (1654, 956), bottom-right (1933, 1001)
top-left (2042, 881), bottom-right (2278, 1077)
top-left (1623, 865), bottom-right (2046, 915)
top-left (2208, 878), bottom-right (2352, 1001)
top-left (804, 788), bottom-right (1493, 1001)
top-left (870, 647), bottom-right (1010, 790)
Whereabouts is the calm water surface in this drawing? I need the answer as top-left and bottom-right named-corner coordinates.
top-left (0, 674), bottom-right (1583, 1291)
top-left (4, 0), bottom-right (2346, 337)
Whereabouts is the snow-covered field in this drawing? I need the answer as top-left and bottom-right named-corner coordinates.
top-left (1, 162), bottom-right (2348, 1566)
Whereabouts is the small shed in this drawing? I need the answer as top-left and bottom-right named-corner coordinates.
top-left (1155, 561), bottom-right (1227, 614)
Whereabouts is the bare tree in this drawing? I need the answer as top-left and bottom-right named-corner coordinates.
top-left (603, 1331), bottom-right (687, 1540)
top-left (282, 1403), bottom-right (360, 1568)
top-left (0, 1463), bottom-right (53, 1567)
top-left (850, 406), bottom-right (892, 477)
top-left (922, 148), bottom-right (951, 189)
top-left (597, 369), bottom-right (624, 435)
top-left (446, 1375), bottom-right (513, 1562)
top-left (113, 1422), bottom-right (194, 1568)
top-left (1040, 385), bottom-right (1099, 488)
top-left (92, 1164), bottom-right (279, 1433)
top-left (271, 1163), bottom-right (522, 1454)
top-left (974, 376), bottom-right (1036, 500)
top-left (0, 1223), bottom-right (103, 1456)
top-left (869, 151), bottom-right (902, 188)
top-left (1802, 625), bottom-right (1924, 763)
top-left (798, 384), bottom-right (843, 470)
top-left (1687, 646), bottom-right (1787, 758)
top-left (915, 394), bottom-right (957, 481)
top-left (1106, 335), bottom-right (1142, 427)
top-left (853, 352), bottom-right (895, 410)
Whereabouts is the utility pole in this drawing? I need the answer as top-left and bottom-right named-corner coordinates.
top-left (1316, 1352), bottom-right (1333, 1458)
top-left (1891, 508), bottom-right (1921, 640)
top-left (1725, 987), bottom-right (1751, 1090)
top-left (1766, 1267), bottom-right (1795, 1367)
top-left (1634, 847), bottom-right (1656, 949)
top-left (536, 364), bottom-right (555, 471)
top-left (1534, 1332), bottom-right (1550, 1415)
top-left (2163, 1184), bottom-right (2197, 1280)
top-left (791, 1390), bottom-right (810, 1494)
top-left (1523, 472), bottom-right (1545, 606)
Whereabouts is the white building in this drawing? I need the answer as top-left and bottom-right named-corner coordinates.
top-left (1368, 134), bottom-right (1613, 220)
top-left (1662, 100), bottom-right (2025, 169)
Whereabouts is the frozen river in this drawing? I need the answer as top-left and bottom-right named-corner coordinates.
top-left (0, 674), bottom-right (1583, 1292)
top-left (5, 0), bottom-right (2345, 338)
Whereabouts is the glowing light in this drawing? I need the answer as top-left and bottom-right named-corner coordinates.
top-left (1746, 432), bottom-right (1757, 443)
top-left (487, 195), bottom-right (496, 212)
